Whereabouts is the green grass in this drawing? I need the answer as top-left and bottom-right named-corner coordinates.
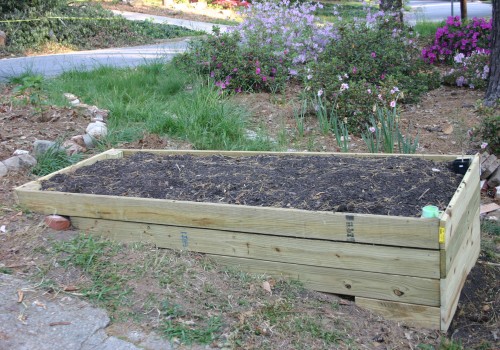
top-left (414, 20), bottom-right (444, 40)
top-left (31, 142), bottom-right (83, 176)
top-left (45, 62), bottom-right (278, 151)
top-left (316, 1), bottom-right (378, 23)
top-left (481, 220), bottom-right (500, 262)
top-left (52, 234), bottom-right (131, 308)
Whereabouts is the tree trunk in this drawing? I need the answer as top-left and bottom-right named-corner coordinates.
top-left (379, 0), bottom-right (403, 22)
top-left (460, 0), bottom-right (467, 20)
top-left (485, 0), bottom-right (500, 106)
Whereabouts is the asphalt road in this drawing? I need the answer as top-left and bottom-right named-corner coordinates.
top-left (408, 0), bottom-right (492, 22)
top-left (0, 39), bottom-right (190, 82)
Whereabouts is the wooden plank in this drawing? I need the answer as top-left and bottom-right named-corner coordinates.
top-left (15, 189), bottom-right (439, 248)
top-left (440, 185), bottom-right (480, 278)
top-left (439, 154), bottom-right (480, 250)
top-left (210, 255), bottom-right (440, 306)
top-left (356, 297), bottom-right (440, 329)
top-left (440, 206), bottom-right (481, 331)
top-left (72, 217), bottom-right (441, 278)
top-left (119, 148), bottom-right (464, 161)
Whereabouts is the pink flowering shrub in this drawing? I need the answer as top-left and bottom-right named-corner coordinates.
top-left (175, 0), bottom-right (338, 93)
top-left (443, 50), bottom-right (490, 89)
top-left (422, 16), bottom-right (492, 64)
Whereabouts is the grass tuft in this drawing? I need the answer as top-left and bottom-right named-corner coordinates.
top-left (31, 143), bottom-right (83, 176)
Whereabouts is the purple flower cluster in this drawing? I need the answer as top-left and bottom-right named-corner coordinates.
top-left (422, 16), bottom-right (492, 64)
top-left (231, 0), bottom-right (339, 73)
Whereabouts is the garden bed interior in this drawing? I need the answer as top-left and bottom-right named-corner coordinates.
top-left (15, 149), bottom-right (481, 331)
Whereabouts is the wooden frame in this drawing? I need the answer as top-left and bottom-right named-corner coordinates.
top-left (14, 149), bottom-right (480, 331)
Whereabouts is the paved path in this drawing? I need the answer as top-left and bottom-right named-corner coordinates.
top-left (0, 39), bottom-right (189, 82)
top-left (407, 0), bottom-right (492, 23)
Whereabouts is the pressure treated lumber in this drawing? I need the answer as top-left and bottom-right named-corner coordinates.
top-left (14, 189), bottom-right (440, 249)
top-left (355, 297), bottom-right (441, 329)
top-left (210, 255), bottom-right (440, 306)
top-left (440, 206), bottom-right (481, 331)
top-left (71, 217), bottom-right (441, 278)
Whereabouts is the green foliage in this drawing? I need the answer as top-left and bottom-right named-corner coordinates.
top-left (307, 17), bottom-right (440, 130)
top-left (176, 30), bottom-right (289, 94)
top-left (0, 0), bottom-right (68, 14)
top-left (12, 74), bottom-right (45, 116)
top-left (361, 103), bottom-right (419, 154)
top-left (478, 113), bottom-right (500, 154)
top-left (162, 315), bottom-right (222, 345)
top-left (31, 143), bottom-right (83, 176)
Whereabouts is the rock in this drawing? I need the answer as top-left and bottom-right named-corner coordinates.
top-left (13, 149), bottom-right (29, 156)
top-left (480, 154), bottom-right (499, 180)
top-left (71, 135), bottom-right (87, 148)
top-left (17, 154), bottom-right (37, 167)
top-left (86, 121), bottom-right (108, 139)
top-left (33, 140), bottom-right (57, 156)
top-left (76, 104), bottom-right (109, 122)
top-left (442, 124), bottom-right (454, 135)
top-left (0, 31), bottom-right (5, 47)
top-left (62, 140), bottom-right (86, 155)
top-left (0, 274), bottom-right (142, 350)
top-left (2, 156), bottom-right (21, 171)
top-left (82, 134), bottom-right (95, 148)
top-left (70, 99), bottom-right (81, 106)
top-left (2, 154), bottom-right (36, 171)
top-left (487, 167), bottom-right (500, 188)
top-left (44, 215), bottom-right (71, 230)
top-left (63, 93), bottom-right (78, 101)
top-left (0, 162), bottom-right (7, 177)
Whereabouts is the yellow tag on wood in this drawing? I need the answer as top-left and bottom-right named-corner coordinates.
top-left (439, 227), bottom-right (445, 244)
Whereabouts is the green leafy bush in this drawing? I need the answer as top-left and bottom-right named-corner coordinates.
top-left (306, 16), bottom-right (440, 130)
top-left (0, 0), bottom-right (68, 14)
top-left (442, 50), bottom-right (490, 90)
top-left (176, 30), bottom-right (290, 93)
top-left (479, 114), bottom-right (500, 154)
top-left (176, 0), bottom-right (338, 93)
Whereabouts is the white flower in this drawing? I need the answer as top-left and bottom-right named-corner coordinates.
top-left (317, 89), bottom-right (323, 97)
top-left (340, 83), bottom-right (349, 91)
top-left (390, 100), bottom-right (396, 108)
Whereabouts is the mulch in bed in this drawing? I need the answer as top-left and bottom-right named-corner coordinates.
top-left (41, 153), bottom-right (465, 217)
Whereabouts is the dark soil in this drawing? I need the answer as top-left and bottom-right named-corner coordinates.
top-left (41, 152), bottom-right (464, 217)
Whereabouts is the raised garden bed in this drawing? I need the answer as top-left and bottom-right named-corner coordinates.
top-left (15, 149), bottom-right (481, 331)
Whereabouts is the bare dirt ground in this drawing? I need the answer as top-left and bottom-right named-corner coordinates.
top-left (1, 78), bottom-right (499, 349)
